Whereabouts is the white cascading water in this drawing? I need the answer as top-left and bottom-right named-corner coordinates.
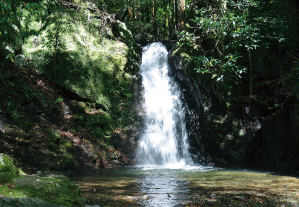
top-left (138, 42), bottom-right (192, 168)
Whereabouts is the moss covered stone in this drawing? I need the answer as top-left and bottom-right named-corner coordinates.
top-left (113, 21), bottom-right (135, 48)
top-left (0, 197), bottom-right (61, 207)
top-left (23, 9), bottom-right (138, 112)
top-left (14, 176), bottom-right (84, 206)
top-left (0, 153), bottom-right (24, 175)
top-left (0, 173), bottom-right (84, 207)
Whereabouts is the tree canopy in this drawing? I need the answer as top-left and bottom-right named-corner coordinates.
top-left (1, 0), bottom-right (298, 108)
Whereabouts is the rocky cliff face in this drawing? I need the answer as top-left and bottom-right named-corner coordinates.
top-left (168, 47), bottom-right (299, 173)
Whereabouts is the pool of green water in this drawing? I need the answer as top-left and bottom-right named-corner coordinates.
top-left (71, 166), bottom-right (299, 207)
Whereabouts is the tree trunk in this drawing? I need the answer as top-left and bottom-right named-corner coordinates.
top-left (214, 0), bottom-right (226, 74)
top-left (179, 0), bottom-right (185, 31)
top-left (53, 18), bottom-right (60, 86)
top-left (128, 0), bottom-right (133, 21)
top-left (153, 0), bottom-right (157, 39)
top-left (147, 3), bottom-right (150, 24)
top-left (53, 3), bottom-right (62, 86)
top-left (165, 0), bottom-right (170, 40)
top-left (171, 0), bottom-right (176, 31)
top-left (175, 0), bottom-right (179, 30)
top-left (136, 1), bottom-right (141, 21)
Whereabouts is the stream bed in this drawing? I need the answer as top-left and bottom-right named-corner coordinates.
top-left (71, 166), bottom-right (299, 207)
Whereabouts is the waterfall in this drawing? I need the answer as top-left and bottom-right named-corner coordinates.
top-left (137, 42), bottom-right (192, 168)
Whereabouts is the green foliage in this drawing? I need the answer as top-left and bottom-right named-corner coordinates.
top-left (0, 1), bottom-right (139, 160)
top-left (45, 130), bottom-right (61, 142)
top-left (0, 173), bottom-right (20, 183)
top-left (0, 0), bottom-right (46, 58)
top-left (0, 153), bottom-right (20, 175)
top-left (102, 0), bottom-right (180, 41)
top-left (177, 0), bottom-right (298, 101)
top-left (0, 62), bottom-right (62, 131)
top-left (0, 0), bottom-right (23, 51)
top-left (75, 113), bottom-right (114, 137)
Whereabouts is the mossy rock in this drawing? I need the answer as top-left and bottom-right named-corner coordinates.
top-left (0, 197), bottom-right (62, 207)
top-left (113, 20), bottom-right (135, 47)
top-left (22, 10), bottom-right (135, 111)
top-left (61, 152), bottom-right (77, 169)
top-left (0, 175), bottom-right (85, 207)
top-left (60, 142), bottom-right (75, 153)
top-left (0, 153), bottom-right (24, 175)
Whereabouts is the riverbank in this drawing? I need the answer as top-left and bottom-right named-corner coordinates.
top-left (0, 153), bottom-right (84, 206)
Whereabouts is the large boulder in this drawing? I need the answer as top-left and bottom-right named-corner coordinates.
top-left (22, 10), bottom-right (140, 111)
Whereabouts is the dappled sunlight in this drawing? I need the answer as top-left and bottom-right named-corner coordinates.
top-left (186, 170), bottom-right (299, 206)
top-left (72, 169), bottom-right (142, 206)
top-left (72, 168), bottom-right (299, 206)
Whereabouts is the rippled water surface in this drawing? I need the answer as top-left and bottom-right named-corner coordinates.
top-left (71, 167), bottom-right (299, 207)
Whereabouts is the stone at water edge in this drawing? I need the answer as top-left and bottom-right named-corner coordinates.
top-left (0, 153), bottom-right (25, 175)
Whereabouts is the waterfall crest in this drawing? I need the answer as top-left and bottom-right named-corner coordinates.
top-left (137, 42), bottom-right (192, 168)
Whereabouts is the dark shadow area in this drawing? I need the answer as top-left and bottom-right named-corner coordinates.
top-left (167, 42), bottom-right (299, 175)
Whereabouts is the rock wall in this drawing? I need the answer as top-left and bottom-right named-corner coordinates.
top-left (168, 47), bottom-right (299, 173)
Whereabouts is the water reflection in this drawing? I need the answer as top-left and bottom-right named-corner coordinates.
top-left (136, 168), bottom-right (191, 206)
top-left (71, 167), bottom-right (299, 207)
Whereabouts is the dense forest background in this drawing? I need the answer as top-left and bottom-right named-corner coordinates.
top-left (118, 0), bottom-right (299, 106)
top-left (1, 0), bottom-right (299, 173)
top-left (2, 0), bottom-right (299, 115)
